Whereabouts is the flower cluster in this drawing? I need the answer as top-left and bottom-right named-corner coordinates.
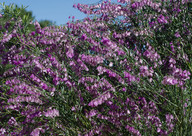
top-left (88, 91), bottom-right (112, 107)
top-left (143, 44), bottom-right (162, 68)
top-left (44, 107), bottom-right (59, 118)
top-left (162, 58), bottom-right (191, 88)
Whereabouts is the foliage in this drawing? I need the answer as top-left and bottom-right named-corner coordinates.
top-left (39, 20), bottom-right (56, 28)
top-left (0, 0), bottom-right (192, 136)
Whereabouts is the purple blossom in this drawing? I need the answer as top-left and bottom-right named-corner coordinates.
top-left (157, 15), bottom-right (168, 24)
top-left (30, 31), bottom-right (35, 36)
top-left (139, 65), bottom-right (153, 77)
top-left (34, 21), bottom-right (41, 28)
top-left (44, 108), bottom-right (59, 118)
top-left (107, 70), bottom-right (117, 77)
top-left (1, 33), bottom-right (12, 43)
top-left (143, 46), bottom-right (160, 64)
top-left (89, 109), bottom-right (98, 117)
top-left (66, 47), bottom-right (74, 58)
top-left (36, 28), bottom-right (42, 34)
top-left (40, 82), bottom-right (48, 90)
top-left (88, 91), bottom-right (111, 107)
top-left (8, 117), bottom-right (18, 126)
top-left (0, 128), bottom-right (6, 135)
top-left (174, 32), bottom-right (181, 38)
top-left (81, 33), bottom-right (87, 40)
top-left (30, 128), bottom-right (44, 136)
top-left (162, 76), bottom-right (178, 85)
top-left (169, 58), bottom-right (176, 64)
top-left (166, 114), bottom-right (174, 132)
top-left (125, 125), bottom-right (141, 136)
top-left (101, 37), bottom-right (109, 45)
top-left (124, 71), bottom-right (136, 82)
top-left (97, 66), bottom-right (105, 75)
top-left (131, 3), bottom-right (138, 9)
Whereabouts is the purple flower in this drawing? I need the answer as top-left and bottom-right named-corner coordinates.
top-left (34, 21), bottom-right (41, 28)
top-left (8, 117), bottom-right (18, 126)
top-left (81, 34), bottom-right (87, 40)
top-left (131, 3), bottom-right (137, 9)
top-left (184, 103), bottom-right (187, 107)
top-left (157, 127), bottom-right (161, 133)
top-left (122, 87), bottom-right (126, 92)
top-left (108, 70), bottom-right (116, 77)
top-left (31, 31), bottom-right (35, 36)
top-left (165, 114), bottom-right (174, 132)
top-left (162, 76), bottom-right (178, 85)
top-left (0, 128), bottom-right (6, 135)
top-left (36, 28), bottom-right (42, 34)
top-left (30, 128), bottom-right (44, 136)
top-left (125, 125), bottom-right (141, 136)
top-left (139, 65), bottom-right (153, 77)
top-left (177, 8), bottom-right (181, 13)
top-left (1, 33), bottom-right (12, 43)
top-left (73, 4), bottom-right (77, 8)
top-left (66, 47), bottom-right (74, 58)
top-left (157, 15), bottom-right (168, 24)
top-left (89, 109), bottom-right (97, 117)
top-left (44, 108), bottom-right (59, 118)
top-left (101, 37), bottom-right (109, 45)
top-left (174, 32), bottom-right (181, 38)
top-left (124, 71), bottom-right (136, 82)
top-left (166, 114), bottom-right (174, 123)
top-left (169, 58), bottom-right (176, 64)
top-left (88, 92), bottom-right (111, 107)
top-left (40, 82), bottom-right (48, 90)
top-left (97, 66), bottom-right (105, 75)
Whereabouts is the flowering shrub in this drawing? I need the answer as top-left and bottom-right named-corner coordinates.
top-left (0, 0), bottom-right (192, 135)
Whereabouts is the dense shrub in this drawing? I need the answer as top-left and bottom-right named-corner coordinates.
top-left (0, 0), bottom-right (191, 135)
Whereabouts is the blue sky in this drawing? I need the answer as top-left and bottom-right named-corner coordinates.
top-left (1, 0), bottom-right (117, 26)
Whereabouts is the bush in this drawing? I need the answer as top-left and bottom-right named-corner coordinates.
top-left (0, 0), bottom-right (191, 135)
